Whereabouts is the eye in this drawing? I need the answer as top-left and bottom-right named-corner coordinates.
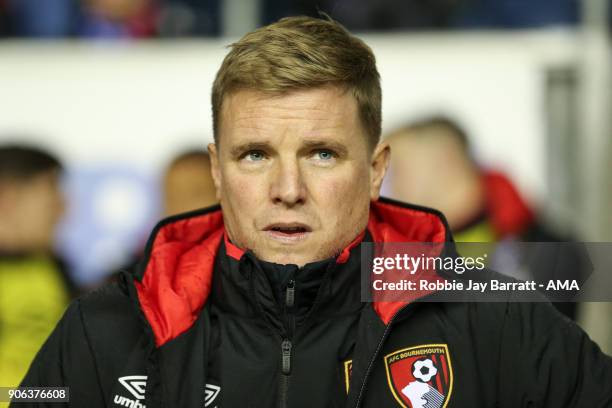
top-left (313, 149), bottom-right (336, 161)
top-left (243, 150), bottom-right (266, 162)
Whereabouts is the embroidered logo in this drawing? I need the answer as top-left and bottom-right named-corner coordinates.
top-left (384, 344), bottom-right (453, 408)
top-left (204, 383), bottom-right (220, 407)
top-left (114, 375), bottom-right (147, 407)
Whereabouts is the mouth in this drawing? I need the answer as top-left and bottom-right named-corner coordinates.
top-left (263, 223), bottom-right (312, 242)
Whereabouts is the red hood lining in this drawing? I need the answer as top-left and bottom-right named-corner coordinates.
top-left (135, 199), bottom-right (449, 346)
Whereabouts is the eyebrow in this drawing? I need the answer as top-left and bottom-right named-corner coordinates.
top-left (228, 139), bottom-right (350, 158)
top-left (229, 142), bottom-right (271, 157)
top-left (299, 140), bottom-right (349, 157)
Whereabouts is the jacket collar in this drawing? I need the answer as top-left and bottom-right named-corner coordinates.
top-left (133, 197), bottom-right (451, 347)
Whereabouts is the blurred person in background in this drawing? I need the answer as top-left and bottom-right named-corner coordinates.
top-left (454, 0), bottom-right (579, 28)
top-left (102, 148), bottom-right (217, 283)
top-left (264, 0), bottom-right (461, 30)
top-left (0, 0), bottom-right (580, 39)
top-left (156, 0), bottom-right (220, 37)
top-left (0, 144), bottom-right (75, 388)
top-left (1, 0), bottom-right (157, 39)
top-left (263, 0), bottom-right (578, 31)
top-left (162, 149), bottom-right (217, 217)
top-left (0, 0), bottom-right (219, 39)
top-left (3, 0), bottom-right (77, 37)
top-left (384, 115), bottom-right (581, 319)
top-left (385, 116), bottom-right (533, 239)
top-left (78, 0), bottom-right (157, 38)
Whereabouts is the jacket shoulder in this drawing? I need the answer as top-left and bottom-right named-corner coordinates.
top-left (77, 275), bottom-right (149, 347)
top-left (78, 278), bottom-right (132, 317)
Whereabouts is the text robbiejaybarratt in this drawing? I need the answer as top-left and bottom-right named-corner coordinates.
top-left (369, 254), bottom-right (578, 292)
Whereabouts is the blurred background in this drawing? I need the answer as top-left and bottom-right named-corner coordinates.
top-left (0, 0), bottom-right (610, 389)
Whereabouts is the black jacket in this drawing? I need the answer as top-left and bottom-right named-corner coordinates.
top-left (17, 199), bottom-right (612, 407)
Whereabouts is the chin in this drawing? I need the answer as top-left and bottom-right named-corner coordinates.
top-left (255, 248), bottom-right (312, 267)
top-left (260, 252), bottom-right (303, 266)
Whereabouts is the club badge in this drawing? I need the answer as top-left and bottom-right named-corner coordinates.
top-left (384, 344), bottom-right (453, 408)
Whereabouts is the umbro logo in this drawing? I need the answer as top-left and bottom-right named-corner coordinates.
top-left (113, 375), bottom-right (147, 407)
top-left (112, 375), bottom-right (220, 408)
top-left (119, 376), bottom-right (147, 400)
top-left (205, 383), bottom-right (220, 407)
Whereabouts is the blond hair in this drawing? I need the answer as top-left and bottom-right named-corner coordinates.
top-left (211, 16), bottom-right (381, 148)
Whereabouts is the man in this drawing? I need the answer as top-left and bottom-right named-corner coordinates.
top-left (17, 16), bottom-right (612, 408)
top-left (104, 149), bottom-right (217, 281)
top-left (0, 144), bottom-right (74, 390)
top-left (384, 116), bottom-right (582, 320)
top-left (162, 149), bottom-right (217, 217)
top-left (384, 116), bottom-right (540, 241)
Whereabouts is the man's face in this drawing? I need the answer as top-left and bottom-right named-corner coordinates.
top-left (386, 129), bottom-right (482, 229)
top-left (209, 86), bottom-right (389, 266)
top-left (163, 159), bottom-right (217, 217)
top-left (0, 171), bottom-right (65, 253)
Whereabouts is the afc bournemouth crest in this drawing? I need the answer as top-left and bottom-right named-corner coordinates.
top-left (384, 344), bottom-right (453, 408)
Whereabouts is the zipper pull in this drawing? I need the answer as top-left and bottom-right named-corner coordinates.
top-left (285, 279), bottom-right (295, 308)
top-left (281, 339), bottom-right (292, 375)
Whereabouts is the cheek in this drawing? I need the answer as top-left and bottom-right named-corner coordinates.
top-left (220, 165), bottom-right (253, 201)
top-left (16, 194), bottom-right (53, 233)
top-left (312, 166), bottom-right (370, 212)
top-left (219, 169), bottom-right (266, 223)
top-left (224, 177), bottom-right (253, 203)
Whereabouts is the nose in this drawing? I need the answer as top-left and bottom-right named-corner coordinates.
top-left (270, 156), bottom-right (306, 207)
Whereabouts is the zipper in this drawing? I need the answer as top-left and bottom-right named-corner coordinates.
top-left (279, 279), bottom-right (295, 408)
top-left (281, 338), bottom-right (292, 374)
top-left (285, 279), bottom-right (295, 308)
top-left (353, 303), bottom-right (414, 408)
top-left (353, 285), bottom-right (443, 407)
top-left (279, 337), bottom-right (293, 408)
top-left (285, 279), bottom-right (296, 337)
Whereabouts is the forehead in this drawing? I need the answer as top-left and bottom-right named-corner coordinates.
top-left (389, 128), bottom-right (465, 158)
top-left (218, 87), bottom-right (365, 146)
top-left (166, 160), bottom-right (210, 183)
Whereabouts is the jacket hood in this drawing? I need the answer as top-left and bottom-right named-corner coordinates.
top-left (133, 197), bottom-right (451, 346)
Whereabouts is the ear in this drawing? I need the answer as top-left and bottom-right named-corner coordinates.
top-left (207, 143), bottom-right (222, 201)
top-left (369, 141), bottom-right (390, 201)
